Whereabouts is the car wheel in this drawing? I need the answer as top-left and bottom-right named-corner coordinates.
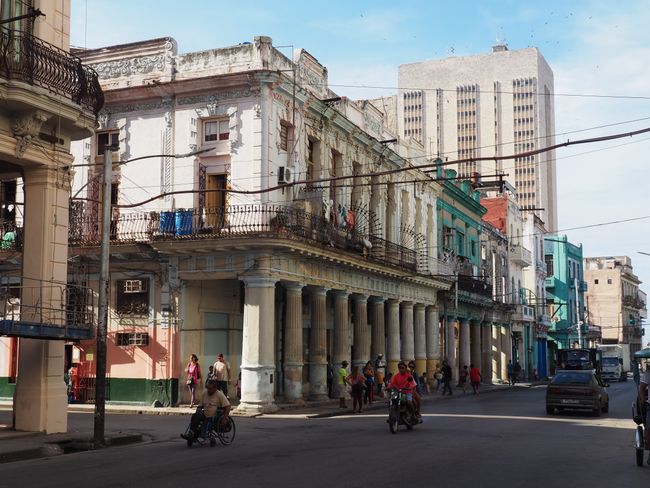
top-left (593, 403), bottom-right (602, 417)
top-left (546, 406), bottom-right (554, 415)
top-left (602, 401), bottom-right (609, 413)
top-left (637, 448), bottom-right (644, 467)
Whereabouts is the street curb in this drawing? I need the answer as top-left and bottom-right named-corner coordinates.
top-left (0, 433), bottom-right (145, 465)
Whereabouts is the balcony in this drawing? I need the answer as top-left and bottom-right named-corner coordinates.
top-left (545, 276), bottom-right (557, 288)
top-left (0, 278), bottom-right (95, 340)
top-left (69, 204), bottom-right (425, 274)
top-left (512, 304), bottom-right (535, 323)
top-left (456, 274), bottom-right (492, 298)
top-left (509, 243), bottom-right (532, 267)
top-left (0, 30), bottom-right (103, 115)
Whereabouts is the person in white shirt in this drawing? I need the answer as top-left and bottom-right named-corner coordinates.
top-left (213, 353), bottom-right (232, 398)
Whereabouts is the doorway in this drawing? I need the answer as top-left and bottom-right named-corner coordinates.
top-left (206, 174), bottom-right (226, 229)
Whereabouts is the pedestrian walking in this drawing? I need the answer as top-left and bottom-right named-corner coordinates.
top-left (213, 353), bottom-right (231, 397)
top-left (507, 360), bottom-right (514, 385)
top-left (441, 360), bottom-right (453, 395)
top-left (434, 364), bottom-right (443, 392)
top-left (338, 360), bottom-right (350, 409)
top-left (459, 365), bottom-right (469, 394)
top-left (374, 353), bottom-right (387, 395)
top-left (348, 365), bottom-right (366, 413)
top-left (363, 361), bottom-right (375, 404)
top-left (185, 354), bottom-right (202, 407)
top-left (469, 363), bottom-right (481, 394)
top-left (327, 355), bottom-right (334, 398)
top-left (514, 360), bottom-right (522, 384)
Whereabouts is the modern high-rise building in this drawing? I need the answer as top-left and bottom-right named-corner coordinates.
top-left (398, 44), bottom-right (558, 230)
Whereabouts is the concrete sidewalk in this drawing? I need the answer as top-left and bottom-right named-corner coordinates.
top-left (0, 381), bottom-right (544, 464)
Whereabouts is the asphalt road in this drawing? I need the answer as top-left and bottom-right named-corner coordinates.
top-left (0, 381), bottom-right (646, 488)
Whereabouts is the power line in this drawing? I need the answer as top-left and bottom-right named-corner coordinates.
top-left (317, 82), bottom-right (650, 101)
top-left (102, 125), bottom-right (650, 209)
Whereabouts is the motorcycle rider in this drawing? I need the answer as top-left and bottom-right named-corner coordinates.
top-left (386, 361), bottom-right (419, 422)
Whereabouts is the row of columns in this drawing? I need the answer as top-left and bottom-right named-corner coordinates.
top-left (236, 277), bottom-right (441, 414)
top-left (442, 314), bottom-right (512, 384)
top-left (237, 277), bottom-right (514, 414)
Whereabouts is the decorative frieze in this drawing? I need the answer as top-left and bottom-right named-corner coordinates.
top-left (177, 89), bottom-right (253, 107)
top-left (93, 54), bottom-right (168, 79)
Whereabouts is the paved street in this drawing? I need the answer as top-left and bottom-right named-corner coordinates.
top-left (0, 382), bottom-right (645, 487)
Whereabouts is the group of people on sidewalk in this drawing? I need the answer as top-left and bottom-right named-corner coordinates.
top-left (431, 360), bottom-right (483, 395)
top-left (185, 353), bottom-right (240, 407)
top-left (330, 357), bottom-right (426, 416)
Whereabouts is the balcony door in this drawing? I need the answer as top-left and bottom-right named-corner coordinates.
top-left (206, 174), bottom-right (226, 229)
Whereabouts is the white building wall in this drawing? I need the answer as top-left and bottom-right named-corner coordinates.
top-left (398, 47), bottom-right (557, 230)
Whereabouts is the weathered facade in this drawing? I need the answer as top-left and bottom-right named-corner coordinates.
top-left (61, 36), bottom-right (455, 411)
top-left (544, 236), bottom-right (587, 368)
top-left (584, 256), bottom-right (645, 355)
top-left (0, 0), bottom-right (102, 432)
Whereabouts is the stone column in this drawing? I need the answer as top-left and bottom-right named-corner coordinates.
top-left (386, 299), bottom-right (400, 374)
top-left (445, 315), bottom-right (457, 382)
top-left (352, 294), bottom-right (369, 368)
top-left (332, 291), bottom-right (350, 368)
top-left (238, 276), bottom-right (278, 414)
top-left (470, 319), bottom-right (481, 369)
top-left (308, 286), bottom-right (329, 400)
top-left (414, 303), bottom-right (426, 376)
top-left (369, 297), bottom-right (385, 360)
top-left (283, 282), bottom-right (304, 403)
top-left (493, 325), bottom-right (503, 383)
top-left (481, 322), bottom-right (493, 385)
top-left (459, 318), bottom-right (470, 374)
top-left (425, 306), bottom-right (439, 386)
top-left (400, 301), bottom-right (414, 364)
top-left (14, 167), bottom-right (70, 433)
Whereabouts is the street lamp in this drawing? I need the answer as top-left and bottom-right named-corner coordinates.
top-left (93, 146), bottom-right (211, 447)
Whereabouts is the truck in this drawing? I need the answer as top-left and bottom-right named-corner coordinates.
top-left (597, 344), bottom-right (631, 382)
top-left (556, 348), bottom-right (602, 375)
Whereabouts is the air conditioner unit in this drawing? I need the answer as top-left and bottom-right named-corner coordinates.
top-left (278, 166), bottom-right (292, 185)
top-left (123, 279), bottom-right (147, 293)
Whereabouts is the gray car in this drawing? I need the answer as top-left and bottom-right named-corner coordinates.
top-left (546, 370), bottom-right (609, 416)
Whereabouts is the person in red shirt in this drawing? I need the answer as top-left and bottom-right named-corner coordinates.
top-left (469, 363), bottom-right (482, 395)
top-left (387, 361), bottom-right (419, 419)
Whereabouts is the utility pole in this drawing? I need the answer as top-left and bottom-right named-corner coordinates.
top-left (94, 145), bottom-right (116, 447)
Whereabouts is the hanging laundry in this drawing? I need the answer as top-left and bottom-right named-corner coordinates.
top-left (339, 204), bottom-right (348, 228)
top-left (346, 208), bottom-right (355, 230)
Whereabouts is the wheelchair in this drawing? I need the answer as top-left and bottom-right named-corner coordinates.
top-left (183, 409), bottom-right (236, 448)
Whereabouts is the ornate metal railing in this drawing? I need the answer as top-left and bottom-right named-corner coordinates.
top-left (457, 274), bottom-right (493, 298)
top-left (70, 204), bottom-right (424, 273)
top-left (0, 30), bottom-right (104, 114)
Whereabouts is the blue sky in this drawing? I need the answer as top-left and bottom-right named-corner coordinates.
top-left (70, 0), bottom-right (650, 338)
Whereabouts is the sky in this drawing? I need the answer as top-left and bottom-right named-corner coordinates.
top-left (70, 0), bottom-right (650, 339)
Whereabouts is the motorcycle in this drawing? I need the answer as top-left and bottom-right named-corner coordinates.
top-left (387, 387), bottom-right (419, 434)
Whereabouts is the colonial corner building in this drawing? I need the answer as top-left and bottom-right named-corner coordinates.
top-left (1, 27), bottom-right (567, 424)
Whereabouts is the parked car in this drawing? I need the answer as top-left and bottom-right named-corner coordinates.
top-left (546, 369), bottom-right (609, 416)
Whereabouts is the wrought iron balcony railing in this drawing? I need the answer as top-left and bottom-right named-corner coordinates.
top-left (69, 204), bottom-right (426, 273)
top-left (457, 274), bottom-right (492, 298)
top-left (0, 30), bottom-right (104, 114)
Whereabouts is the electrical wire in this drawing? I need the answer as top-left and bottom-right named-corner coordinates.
top-left (85, 125), bottom-right (650, 209)
top-left (316, 82), bottom-right (650, 101)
